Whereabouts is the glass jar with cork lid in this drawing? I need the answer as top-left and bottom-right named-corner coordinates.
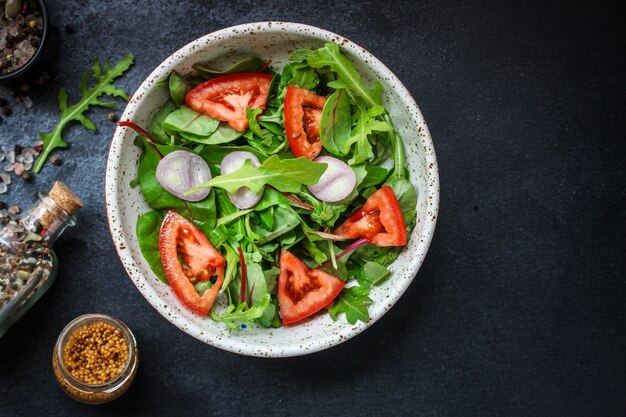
top-left (0, 181), bottom-right (82, 337)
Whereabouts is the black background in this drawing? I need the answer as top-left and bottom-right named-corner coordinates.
top-left (0, 1), bottom-right (624, 416)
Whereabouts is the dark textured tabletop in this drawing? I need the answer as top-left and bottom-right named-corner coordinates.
top-left (1, 1), bottom-right (624, 416)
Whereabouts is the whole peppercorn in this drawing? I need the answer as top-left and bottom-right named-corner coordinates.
top-left (107, 112), bottom-right (118, 122)
top-left (0, 201), bottom-right (6, 210)
top-left (1, 107), bottom-right (12, 116)
top-left (64, 23), bottom-right (76, 34)
top-left (14, 145), bottom-right (23, 154)
top-left (50, 156), bottom-right (62, 166)
top-left (21, 172), bottom-right (33, 182)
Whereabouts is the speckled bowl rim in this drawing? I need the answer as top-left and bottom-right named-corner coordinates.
top-left (105, 21), bottom-right (439, 357)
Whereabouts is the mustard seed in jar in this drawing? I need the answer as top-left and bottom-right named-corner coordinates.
top-left (62, 321), bottom-right (129, 385)
top-left (53, 314), bottom-right (138, 404)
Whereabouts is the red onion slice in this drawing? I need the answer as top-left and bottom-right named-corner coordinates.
top-left (156, 150), bottom-right (212, 202)
top-left (307, 156), bottom-right (356, 202)
top-left (220, 151), bottom-right (264, 209)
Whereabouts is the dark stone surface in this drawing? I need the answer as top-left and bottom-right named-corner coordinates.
top-left (1, 0), bottom-right (624, 416)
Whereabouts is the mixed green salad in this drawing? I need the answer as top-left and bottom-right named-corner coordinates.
top-left (122, 43), bottom-right (417, 329)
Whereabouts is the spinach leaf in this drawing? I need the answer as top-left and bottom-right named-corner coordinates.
top-left (361, 261), bottom-right (391, 286)
top-left (169, 71), bottom-right (191, 107)
top-left (320, 89), bottom-right (351, 156)
top-left (328, 285), bottom-right (373, 324)
top-left (136, 211), bottom-right (166, 283)
top-left (245, 257), bottom-right (275, 327)
top-left (193, 57), bottom-right (266, 79)
top-left (194, 155), bottom-right (327, 195)
top-left (359, 165), bottom-right (390, 190)
top-left (385, 177), bottom-right (418, 231)
top-left (256, 206), bottom-right (301, 245)
top-left (138, 140), bottom-right (217, 235)
top-left (148, 99), bottom-right (178, 144)
top-left (162, 106), bottom-right (219, 138)
top-left (200, 124), bottom-right (245, 145)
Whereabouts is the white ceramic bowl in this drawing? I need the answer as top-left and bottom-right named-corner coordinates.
top-left (105, 22), bottom-right (439, 357)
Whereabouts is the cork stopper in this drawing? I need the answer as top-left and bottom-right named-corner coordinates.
top-left (39, 181), bottom-right (83, 228)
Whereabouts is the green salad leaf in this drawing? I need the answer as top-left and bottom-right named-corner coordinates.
top-left (320, 89), bottom-right (351, 156)
top-left (328, 285), bottom-right (373, 325)
top-left (34, 54), bottom-right (134, 172)
top-left (162, 106), bottom-right (219, 138)
top-left (192, 155), bottom-right (328, 195)
top-left (136, 211), bottom-right (166, 283)
top-left (193, 56), bottom-right (266, 79)
top-left (290, 42), bottom-right (381, 107)
top-left (169, 71), bottom-right (192, 107)
top-left (210, 294), bottom-right (271, 330)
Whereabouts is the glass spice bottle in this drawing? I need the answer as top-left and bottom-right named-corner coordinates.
top-left (0, 181), bottom-right (82, 337)
top-left (52, 313), bottom-right (139, 404)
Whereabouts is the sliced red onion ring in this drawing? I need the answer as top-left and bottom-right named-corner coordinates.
top-left (220, 151), bottom-right (263, 209)
top-left (156, 150), bottom-right (212, 202)
top-left (307, 156), bottom-right (356, 202)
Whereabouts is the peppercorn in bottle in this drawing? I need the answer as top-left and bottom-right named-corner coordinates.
top-left (0, 181), bottom-right (82, 337)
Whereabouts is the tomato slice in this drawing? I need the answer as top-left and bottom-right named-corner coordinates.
top-left (185, 73), bottom-right (273, 132)
top-left (334, 186), bottom-right (407, 246)
top-left (283, 85), bottom-right (327, 160)
top-left (277, 249), bottom-right (345, 325)
top-left (159, 211), bottom-right (225, 315)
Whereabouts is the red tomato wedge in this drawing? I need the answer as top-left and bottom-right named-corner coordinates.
top-left (283, 85), bottom-right (327, 159)
top-left (334, 186), bottom-right (407, 246)
top-left (159, 211), bottom-right (225, 315)
top-left (185, 73), bottom-right (273, 132)
top-left (277, 249), bottom-right (345, 325)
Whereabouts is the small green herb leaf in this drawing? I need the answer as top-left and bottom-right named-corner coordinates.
top-left (210, 294), bottom-right (271, 330)
top-left (328, 285), bottom-right (373, 324)
top-left (192, 155), bottom-right (328, 195)
top-left (34, 54), bottom-right (134, 172)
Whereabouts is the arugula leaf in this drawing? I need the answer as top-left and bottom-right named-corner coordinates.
top-left (320, 89), bottom-right (351, 156)
top-left (328, 285), bottom-right (373, 324)
top-left (193, 155), bottom-right (327, 195)
top-left (169, 71), bottom-right (191, 107)
top-left (193, 57), bottom-right (266, 79)
top-left (34, 54), bottom-right (134, 172)
top-left (210, 294), bottom-right (271, 330)
top-left (276, 62), bottom-right (320, 99)
top-left (162, 106), bottom-right (219, 138)
top-left (290, 43), bottom-right (380, 107)
top-left (245, 257), bottom-right (276, 327)
top-left (136, 211), bottom-right (166, 283)
top-left (344, 105), bottom-right (393, 165)
top-left (245, 108), bottom-right (287, 155)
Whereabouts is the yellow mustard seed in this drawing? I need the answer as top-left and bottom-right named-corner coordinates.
top-left (62, 321), bottom-right (129, 385)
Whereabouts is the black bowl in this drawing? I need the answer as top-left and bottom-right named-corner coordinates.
top-left (0, 0), bottom-right (53, 82)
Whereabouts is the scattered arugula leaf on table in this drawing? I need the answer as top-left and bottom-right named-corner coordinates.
top-left (33, 54), bottom-right (134, 173)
